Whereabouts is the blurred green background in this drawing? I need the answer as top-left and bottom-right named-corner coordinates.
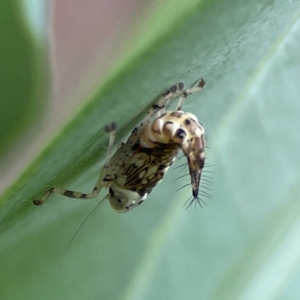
top-left (1, 0), bottom-right (300, 299)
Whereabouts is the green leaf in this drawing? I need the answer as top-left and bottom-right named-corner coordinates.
top-left (0, 1), bottom-right (47, 158)
top-left (1, 0), bottom-right (300, 300)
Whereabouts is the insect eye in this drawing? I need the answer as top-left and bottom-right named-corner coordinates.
top-left (185, 119), bottom-right (191, 125)
top-left (117, 199), bottom-right (122, 203)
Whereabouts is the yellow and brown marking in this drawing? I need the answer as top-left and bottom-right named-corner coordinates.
top-left (33, 79), bottom-right (207, 212)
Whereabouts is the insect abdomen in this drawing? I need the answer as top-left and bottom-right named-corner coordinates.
top-left (140, 111), bottom-right (205, 200)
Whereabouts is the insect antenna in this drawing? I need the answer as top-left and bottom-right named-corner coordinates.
top-left (63, 195), bottom-right (108, 255)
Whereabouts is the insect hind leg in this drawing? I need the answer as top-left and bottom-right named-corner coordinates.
top-left (32, 187), bottom-right (101, 206)
top-left (33, 122), bottom-right (117, 206)
top-left (103, 122), bottom-right (117, 167)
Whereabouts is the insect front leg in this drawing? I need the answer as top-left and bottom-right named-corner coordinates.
top-left (157, 82), bottom-right (184, 116)
top-left (128, 83), bottom-right (185, 146)
top-left (33, 123), bottom-right (117, 206)
top-left (176, 78), bottom-right (205, 111)
top-left (142, 82), bottom-right (185, 123)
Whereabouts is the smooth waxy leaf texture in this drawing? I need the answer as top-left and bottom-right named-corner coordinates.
top-left (1, 0), bottom-right (300, 299)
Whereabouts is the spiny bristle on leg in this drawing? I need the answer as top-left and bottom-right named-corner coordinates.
top-left (174, 162), bottom-right (188, 170)
top-left (199, 190), bottom-right (213, 200)
top-left (176, 183), bottom-right (191, 192)
top-left (173, 173), bottom-right (190, 181)
top-left (183, 196), bottom-right (206, 210)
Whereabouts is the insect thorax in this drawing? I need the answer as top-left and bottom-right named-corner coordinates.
top-left (106, 110), bottom-right (205, 212)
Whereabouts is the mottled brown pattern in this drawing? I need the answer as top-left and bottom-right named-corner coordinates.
top-left (33, 79), bottom-right (206, 213)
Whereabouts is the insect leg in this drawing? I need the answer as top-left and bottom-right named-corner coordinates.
top-left (128, 83), bottom-right (185, 146)
top-left (32, 185), bottom-right (102, 206)
top-left (33, 123), bottom-right (117, 206)
top-left (157, 82), bottom-right (184, 116)
top-left (176, 78), bottom-right (205, 111)
top-left (143, 82), bottom-right (186, 126)
top-left (103, 122), bottom-right (117, 167)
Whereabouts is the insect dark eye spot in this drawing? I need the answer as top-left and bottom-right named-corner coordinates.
top-left (184, 119), bottom-right (191, 125)
top-left (109, 188), bottom-right (114, 196)
top-left (117, 199), bottom-right (122, 203)
top-left (176, 128), bottom-right (186, 139)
